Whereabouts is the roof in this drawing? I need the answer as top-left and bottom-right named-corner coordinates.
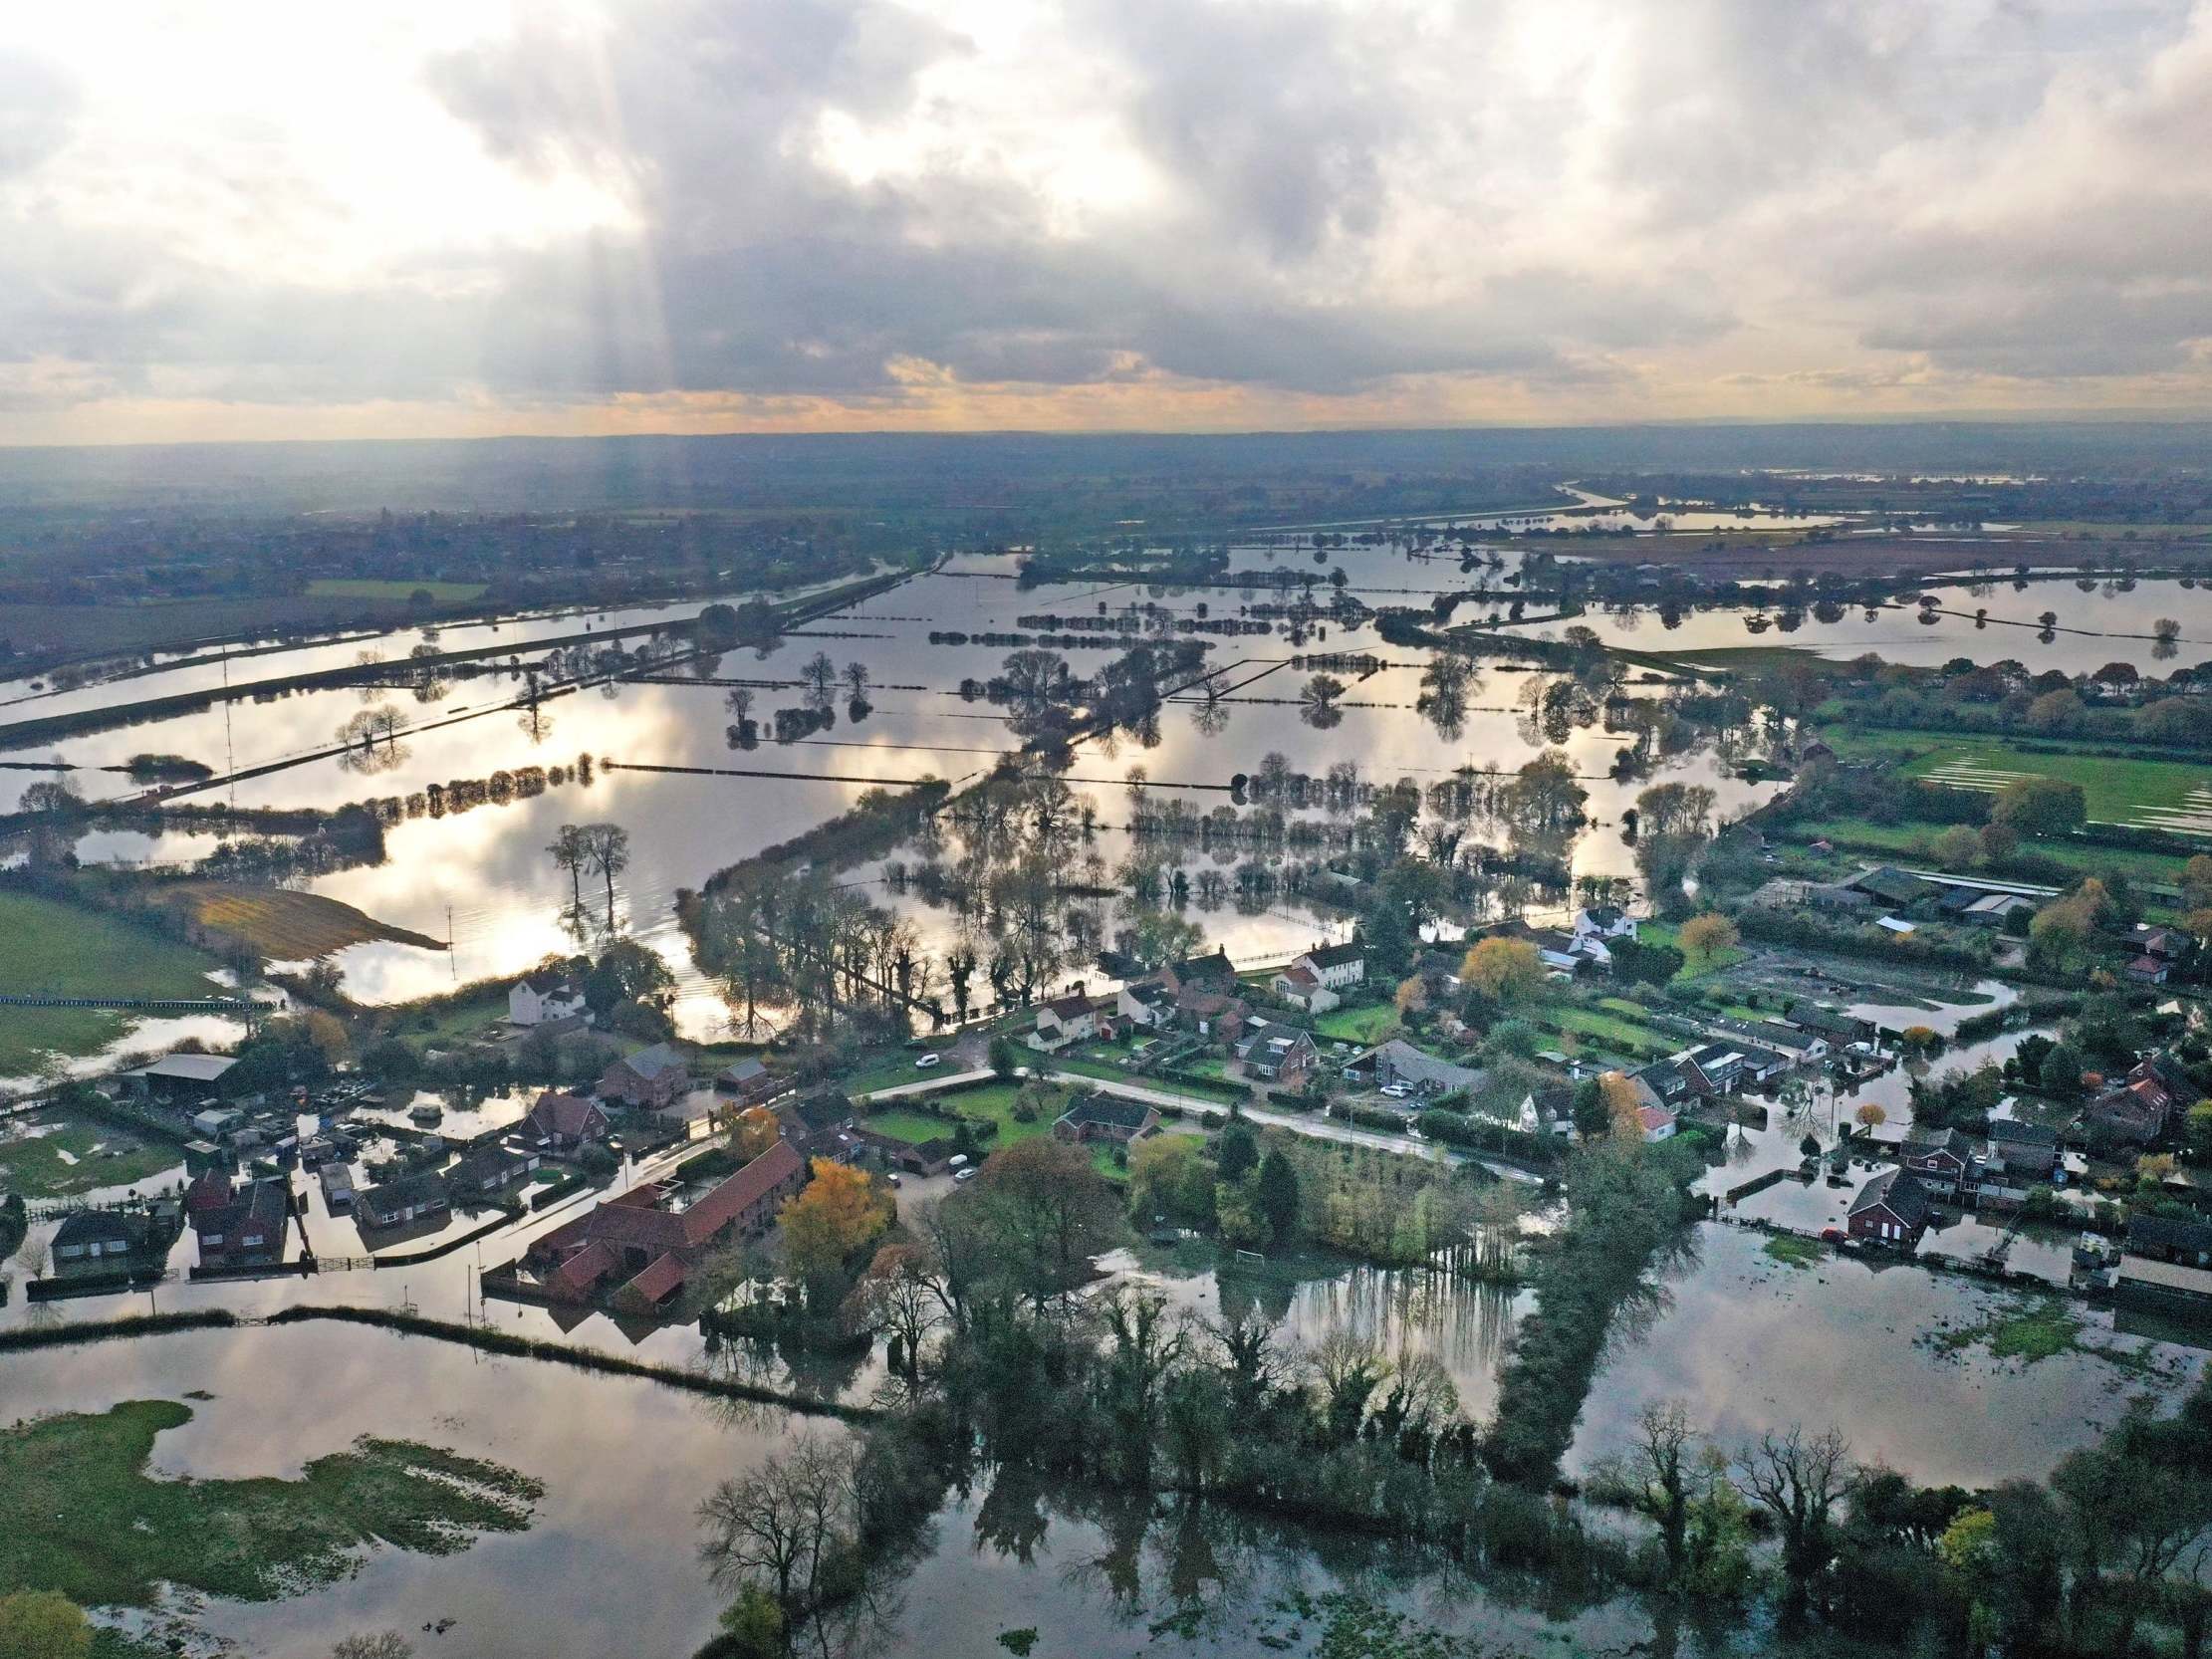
top-left (1059, 1095), bottom-right (1155, 1131)
top-left (2128, 1215), bottom-right (2212, 1257)
top-left (1300, 940), bottom-right (1365, 969)
top-left (1876, 917), bottom-right (1916, 934)
top-left (1988, 1118), bottom-right (2060, 1147)
top-left (1367, 1039), bottom-right (1484, 1091)
top-left (1166, 950), bottom-right (1236, 985)
top-left (1853, 865), bottom-right (1937, 905)
top-left (619, 1251), bottom-right (689, 1305)
top-left (1850, 1168), bottom-right (1931, 1227)
top-left (361, 1171), bottom-right (448, 1215)
top-left (674, 1140), bottom-right (804, 1245)
top-left (123, 1053), bottom-right (237, 1082)
top-left (451, 1144), bottom-right (528, 1185)
top-left (614, 1043), bottom-right (686, 1081)
top-left (1579, 905), bottom-right (1628, 929)
top-left (2116, 1256), bottom-right (2212, 1296)
top-left (1122, 980), bottom-right (1173, 1006)
top-left (1277, 966), bottom-right (1323, 990)
top-left (719, 1057), bottom-right (769, 1083)
top-left (520, 971), bottom-right (582, 997)
top-left (546, 1239), bottom-right (619, 1301)
top-left (1636, 1105), bottom-right (1675, 1133)
top-left (782, 1088), bottom-right (856, 1133)
top-left (528, 1090), bottom-right (608, 1138)
top-left (1903, 1126), bottom-right (1966, 1157)
top-left (55, 1209), bottom-right (145, 1248)
top-left (1042, 990), bottom-right (1094, 1021)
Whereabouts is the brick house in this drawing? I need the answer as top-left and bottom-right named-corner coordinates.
top-left (187, 1172), bottom-right (291, 1269)
top-left (1899, 1127), bottom-right (1980, 1199)
top-left (1847, 1168), bottom-right (1932, 1247)
top-left (1236, 1027), bottom-right (1319, 1086)
top-left (600, 1044), bottom-right (690, 1108)
top-left (1029, 989), bottom-right (1101, 1052)
top-left (715, 1057), bottom-right (786, 1105)
top-left (358, 1171), bottom-right (451, 1231)
top-left (526, 1089), bottom-right (612, 1151)
top-left (1053, 1095), bottom-right (1159, 1145)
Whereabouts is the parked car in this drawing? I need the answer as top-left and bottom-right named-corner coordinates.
top-left (1378, 1084), bottom-right (1411, 1100)
top-left (1819, 1227), bottom-right (1846, 1244)
top-left (954, 1167), bottom-right (977, 1183)
top-left (914, 1053), bottom-right (943, 1069)
top-left (884, 1172), bottom-right (902, 1187)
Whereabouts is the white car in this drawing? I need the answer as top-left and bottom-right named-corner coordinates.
top-left (914, 1053), bottom-right (943, 1069)
top-left (954, 1167), bottom-right (977, 1182)
top-left (1378, 1084), bottom-right (1411, 1100)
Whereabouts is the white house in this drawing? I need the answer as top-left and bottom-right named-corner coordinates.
top-left (1636, 1104), bottom-right (1677, 1143)
top-left (1270, 965), bottom-right (1342, 1015)
top-left (1573, 905), bottom-right (1638, 946)
top-left (509, 971), bottom-right (589, 1028)
top-left (1291, 941), bottom-right (1365, 992)
top-left (1029, 989), bottom-right (1101, 1052)
top-left (1116, 980), bottom-right (1176, 1030)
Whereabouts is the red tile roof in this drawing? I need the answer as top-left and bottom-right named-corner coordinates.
top-left (545, 1239), bottom-right (618, 1302)
top-left (678, 1140), bottom-right (804, 1246)
top-left (617, 1251), bottom-right (688, 1306)
top-left (528, 1090), bottom-right (608, 1141)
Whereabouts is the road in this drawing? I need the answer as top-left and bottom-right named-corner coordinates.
top-left (860, 1062), bottom-right (1546, 1184)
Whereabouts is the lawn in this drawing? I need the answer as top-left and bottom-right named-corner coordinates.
top-left (1315, 1001), bottom-right (1399, 1044)
top-left (304, 578), bottom-right (488, 600)
top-left (0, 891), bottom-right (226, 1076)
top-left (0, 1399), bottom-right (541, 1610)
top-left (843, 1042), bottom-right (962, 1095)
top-left (861, 1107), bottom-right (959, 1144)
top-left (1823, 729), bottom-right (2212, 833)
top-left (864, 1080), bottom-right (1069, 1150)
top-left (0, 1109), bottom-right (182, 1199)
top-left (1048, 1053), bottom-right (1245, 1105)
top-left (1542, 1004), bottom-right (1669, 1058)
top-left (1637, 918), bottom-right (1746, 978)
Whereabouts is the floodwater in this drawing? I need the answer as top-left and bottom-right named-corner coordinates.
top-left (4, 550), bottom-right (1787, 1029)
top-left (1563, 1223), bottom-right (2201, 1488)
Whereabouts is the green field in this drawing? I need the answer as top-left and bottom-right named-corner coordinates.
top-left (1315, 1001), bottom-right (1399, 1044)
top-left (860, 1107), bottom-right (959, 1143)
top-left (1637, 918), bottom-right (1746, 978)
top-left (1048, 1053), bottom-right (1245, 1104)
top-left (0, 891), bottom-right (226, 1077)
top-left (303, 578), bottom-right (488, 600)
top-left (0, 1109), bottom-right (182, 1199)
top-left (1789, 816), bottom-right (2185, 888)
top-left (1542, 1004), bottom-right (1669, 1059)
top-left (1825, 729), bottom-right (2212, 832)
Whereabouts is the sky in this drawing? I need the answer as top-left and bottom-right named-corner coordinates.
top-left (2, 0), bottom-right (2210, 444)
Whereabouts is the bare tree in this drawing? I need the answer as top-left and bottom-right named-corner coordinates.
top-left (579, 822), bottom-right (631, 933)
top-left (1735, 1425), bottom-right (1852, 1610)
top-left (698, 1434), bottom-right (860, 1615)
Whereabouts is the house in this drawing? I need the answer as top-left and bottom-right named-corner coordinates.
top-left (715, 1057), bottom-right (785, 1104)
top-left (1174, 986), bottom-right (1249, 1041)
top-left (1270, 965), bottom-right (1342, 1016)
top-left (1847, 1168), bottom-right (1932, 1247)
top-left (1029, 989), bottom-right (1101, 1052)
top-left (2114, 1253), bottom-right (2212, 1309)
top-left (522, 1140), bottom-right (806, 1308)
top-left (319, 1162), bottom-right (357, 1212)
top-left (1677, 1044), bottom-right (1750, 1097)
top-left (526, 1089), bottom-right (612, 1151)
top-left (1291, 940), bottom-right (1366, 992)
top-left (1366, 1039), bottom-right (1485, 1098)
top-left (1636, 1104), bottom-right (1677, 1143)
top-left (776, 1087), bottom-right (861, 1162)
top-left (1053, 1095), bottom-right (1159, 1145)
top-left (1719, 1020), bottom-right (1829, 1065)
top-left (2124, 954), bottom-right (2171, 986)
top-left (1986, 1118), bottom-right (2062, 1182)
top-left (120, 1053), bottom-right (238, 1102)
top-left (1732, 1047), bottom-right (1794, 1087)
top-left (1899, 1127), bottom-right (1980, 1198)
top-left (357, 1171), bottom-right (451, 1231)
top-left (1573, 906), bottom-right (1638, 946)
top-left (1159, 951), bottom-right (1237, 997)
top-left (2133, 923), bottom-right (2190, 961)
top-left (188, 1174), bottom-right (290, 1269)
top-left (1236, 1027), bottom-right (1320, 1086)
top-left (1632, 1058), bottom-right (1700, 1109)
top-left (1800, 738), bottom-right (1837, 765)
top-left (1117, 980), bottom-right (1177, 1030)
top-left (50, 1209), bottom-right (158, 1278)
top-left (2127, 1215), bottom-right (2212, 1269)
top-left (2089, 1084), bottom-right (2171, 1147)
top-left (449, 1143), bottom-right (541, 1201)
top-left (509, 971), bottom-right (589, 1028)
top-left (600, 1044), bottom-right (690, 1108)
top-left (1787, 1007), bottom-right (1878, 1048)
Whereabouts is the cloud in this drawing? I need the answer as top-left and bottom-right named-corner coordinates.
top-left (0, 0), bottom-right (2209, 441)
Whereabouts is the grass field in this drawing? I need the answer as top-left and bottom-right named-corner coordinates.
top-left (1637, 918), bottom-right (1747, 978)
top-left (1315, 1001), bottom-right (1399, 1044)
top-left (1824, 729), bottom-right (2212, 832)
top-left (0, 1399), bottom-right (542, 1609)
top-left (305, 578), bottom-right (488, 600)
top-left (860, 1107), bottom-right (957, 1143)
top-left (0, 891), bottom-right (225, 1076)
top-left (0, 1109), bottom-right (182, 1199)
top-left (152, 882), bottom-right (446, 958)
top-left (1788, 816), bottom-right (2185, 888)
top-left (1048, 1053), bottom-right (1245, 1104)
top-left (1542, 1004), bottom-right (1669, 1059)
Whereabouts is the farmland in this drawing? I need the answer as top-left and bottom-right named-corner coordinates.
top-left (150, 882), bottom-right (446, 958)
top-left (304, 578), bottom-right (489, 600)
top-left (1823, 729), bottom-right (2212, 831)
top-left (0, 890), bottom-right (226, 1075)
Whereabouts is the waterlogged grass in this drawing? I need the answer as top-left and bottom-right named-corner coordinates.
top-left (0, 1398), bottom-right (542, 1610)
top-left (1929, 1296), bottom-right (2086, 1365)
top-left (1790, 816), bottom-right (2186, 887)
top-left (1763, 1234), bottom-right (1827, 1271)
top-left (0, 1110), bottom-right (181, 1199)
top-left (152, 882), bottom-right (443, 957)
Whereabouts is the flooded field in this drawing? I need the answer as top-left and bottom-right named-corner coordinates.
top-left (1564, 1223), bottom-right (2201, 1489)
